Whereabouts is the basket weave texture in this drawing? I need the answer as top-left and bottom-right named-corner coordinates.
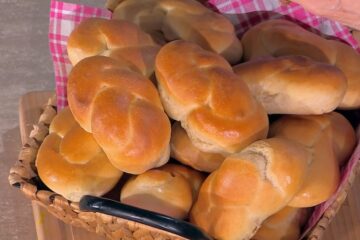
top-left (8, 95), bottom-right (360, 240)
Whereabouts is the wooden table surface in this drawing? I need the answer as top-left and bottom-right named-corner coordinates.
top-left (17, 91), bottom-right (360, 240)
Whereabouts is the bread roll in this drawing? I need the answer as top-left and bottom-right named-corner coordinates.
top-left (67, 18), bottom-right (160, 77)
top-left (67, 56), bottom-right (171, 174)
top-left (109, 0), bottom-right (242, 64)
top-left (171, 122), bottom-right (225, 172)
top-left (190, 138), bottom-right (310, 240)
top-left (253, 207), bottom-right (309, 240)
top-left (155, 40), bottom-right (268, 155)
top-left (36, 107), bottom-right (123, 202)
top-left (158, 163), bottom-right (205, 200)
top-left (120, 168), bottom-right (193, 219)
top-left (241, 19), bottom-right (360, 109)
top-left (269, 112), bottom-right (356, 207)
top-left (233, 56), bottom-right (347, 114)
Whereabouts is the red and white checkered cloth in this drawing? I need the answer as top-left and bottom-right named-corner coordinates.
top-left (209, 0), bottom-right (360, 49)
top-left (49, 0), bottom-right (111, 109)
top-left (48, 0), bottom-right (360, 238)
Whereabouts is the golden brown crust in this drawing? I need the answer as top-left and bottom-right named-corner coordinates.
top-left (67, 56), bottom-right (171, 174)
top-left (190, 138), bottom-right (310, 240)
top-left (241, 19), bottom-right (360, 109)
top-left (158, 163), bottom-right (205, 200)
top-left (170, 122), bottom-right (225, 172)
top-left (233, 56), bottom-right (347, 114)
top-left (110, 0), bottom-right (242, 64)
top-left (155, 40), bottom-right (268, 155)
top-left (269, 112), bottom-right (356, 207)
top-left (36, 107), bottom-right (123, 202)
top-left (120, 168), bottom-right (193, 219)
top-left (67, 18), bottom-right (160, 77)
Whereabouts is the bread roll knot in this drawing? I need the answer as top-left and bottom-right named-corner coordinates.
top-left (109, 0), bottom-right (243, 64)
top-left (67, 18), bottom-right (160, 77)
top-left (120, 169), bottom-right (194, 219)
top-left (269, 112), bottom-right (356, 207)
top-left (233, 56), bottom-right (347, 114)
top-left (190, 138), bottom-right (310, 240)
top-left (120, 164), bottom-right (204, 219)
top-left (68, 56), bottom-right (171, 174)
top-left (36, 107), bottom-right (123, 202)
top-left (242, 19), bottom-right (360, 109)
top-left (155, 40), bottom-right (268, 155)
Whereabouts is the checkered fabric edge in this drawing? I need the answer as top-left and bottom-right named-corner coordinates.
top-left (49, 0), bottom-right (111, 109)
top-left (210, 0), bottom-right (359, 49)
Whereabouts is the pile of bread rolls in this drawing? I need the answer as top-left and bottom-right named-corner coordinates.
top-left (35, 0), bottom-right (359, 239)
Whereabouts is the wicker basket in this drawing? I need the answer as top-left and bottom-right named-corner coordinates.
top-left (8, 95), bottom-right (360, 240)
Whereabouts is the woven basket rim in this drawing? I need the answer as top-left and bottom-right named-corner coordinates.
top-left (8, 94), bottom-right (360, 240)
top-left (8, 95), bottom-right (188, 240)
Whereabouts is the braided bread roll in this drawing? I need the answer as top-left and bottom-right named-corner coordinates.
top-left (269, 112), bottom-right (356, 207)
top-left (67, 56), bottom-right (171, 174)
top-left (190, 138), bottom-right (310, 240)
top-left (109, 0), bottom-right (243, 64)
top-left (233, 56), bottom-right (347, 114)
top-left (36, 107), bottom-right (123, 202)
top-left (242, 19), bottom-right (360, 109)
top-left (67, 18), bottom-right (160, 77)
top-left (120, 166), bottom-right (194, 219)
top-left (171, 122), bottom-right (225, 172)
top-left (155, 40), bottom-right (268, 155)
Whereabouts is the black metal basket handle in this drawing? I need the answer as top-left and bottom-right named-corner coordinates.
top-left (79, 195), bottom-right (213, 240)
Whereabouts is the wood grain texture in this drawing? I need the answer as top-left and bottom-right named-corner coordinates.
top-left (19, 91), bottom-right (105, 240)
top-left (18, 91), bottom-right (360, 240)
